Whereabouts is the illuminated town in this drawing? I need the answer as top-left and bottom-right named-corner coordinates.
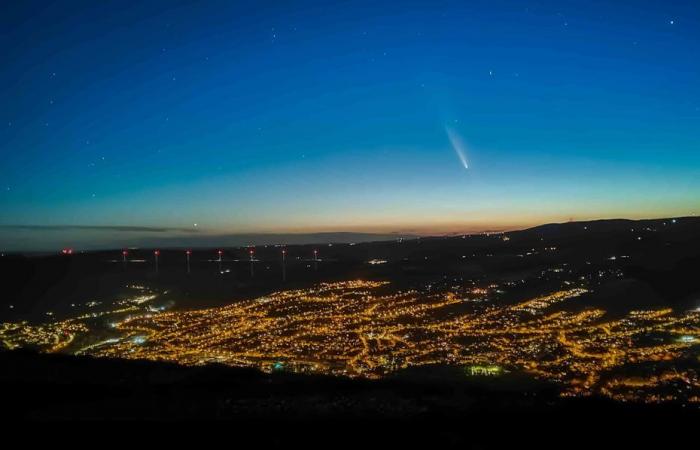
top-left (3, 278), bottom-right (700, 404)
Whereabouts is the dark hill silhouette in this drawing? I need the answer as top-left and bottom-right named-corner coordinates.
top-left (0, 349), bottom-right (694, 424)
top-left (2, 216), bottom-right (700, 322)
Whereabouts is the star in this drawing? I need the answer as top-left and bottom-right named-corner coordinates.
top-left (669, 20), bottom-right (674, 25)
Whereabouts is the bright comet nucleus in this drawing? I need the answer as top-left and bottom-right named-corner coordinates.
top-left (446, 126), bottom-right (469, 170)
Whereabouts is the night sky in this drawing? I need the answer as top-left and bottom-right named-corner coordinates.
top-left (1, 0), bottom-right (699, 250)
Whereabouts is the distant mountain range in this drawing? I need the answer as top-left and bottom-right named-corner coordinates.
top-left (1, 217), bottom-right (696, 252)
top-left (0, 227), bottom-right (415, 252)
top-left (134, 232), bottom-right (416, 249)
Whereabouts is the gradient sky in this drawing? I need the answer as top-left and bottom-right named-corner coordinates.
top-left (1, 0), bottom-right (699, 250)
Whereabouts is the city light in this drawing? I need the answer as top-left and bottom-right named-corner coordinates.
top-left (5, 279), bottom-right (700, 404)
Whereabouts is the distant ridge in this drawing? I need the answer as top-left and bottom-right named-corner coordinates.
top-left (0, 230), bottom-right (416, 252)
top-left (1, 217), bottom-right (697, 252)
top-left (149, 232), bottom-right (416, 248)
top-left (519, 217), bottom-right (697, 236)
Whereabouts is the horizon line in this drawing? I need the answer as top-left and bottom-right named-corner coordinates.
top-left (1, 215), bottom-right (695, 254)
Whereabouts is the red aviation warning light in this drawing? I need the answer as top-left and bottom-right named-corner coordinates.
top-left (61, 248), bottom-right (73, 255)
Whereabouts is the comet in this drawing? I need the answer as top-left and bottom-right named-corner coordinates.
top-left (445, 126), bottom-right (469, 170)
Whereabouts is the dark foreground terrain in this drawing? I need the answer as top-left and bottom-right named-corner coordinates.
top-left (1, 350), bottom-right (697, 445)
top-left (1, 350), bottom-right (559, 420)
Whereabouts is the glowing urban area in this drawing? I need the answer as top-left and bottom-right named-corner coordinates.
top-left (4, 218), bottom-right (700, 405)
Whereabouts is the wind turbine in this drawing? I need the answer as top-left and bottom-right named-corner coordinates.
top-left (281, 248), bottom-right (287, 282)
top-left (249, 248), bottom-right (255, 278)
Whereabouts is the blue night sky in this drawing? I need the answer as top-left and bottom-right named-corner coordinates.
top-left (1, 0), bottom-right (699, 250)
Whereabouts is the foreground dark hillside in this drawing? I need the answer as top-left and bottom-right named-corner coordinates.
top-left (1, 350), bottom-right (697, 449)
top-left (1, 350), bottom-right (696, 425)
